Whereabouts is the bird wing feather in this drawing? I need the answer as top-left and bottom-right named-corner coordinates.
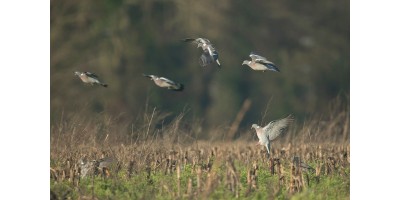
top-left (260, 62), bottom-right (280, 72)
top-left (84, 72), bottom-right (99, 78)
top-left (142, 74), bottom-right (154, 79)
top-left (249, 54), bottom-right (280, 72)
top-left (199, 51), bottom-right (215, 66)
top-left (159, 77), bottom-right (177, 86)
top-left (198, 38), bottom-right (211, 45)
top-left (182, 38), bottom-right (196, 43)
top-left (263, 115), bottom-right (294, 141)
top-left (249, 53), bottom-right (267, 62)
top-left (160, 77), bottom-right (184, 91)
top-left (206, 46), bottom-right (214, 58)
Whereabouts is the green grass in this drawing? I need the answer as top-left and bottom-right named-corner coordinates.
top-left (50, 148), bottom-right (349, 200)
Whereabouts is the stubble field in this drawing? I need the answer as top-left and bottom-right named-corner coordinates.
top-left (50, 103), bottom-right (349, 199)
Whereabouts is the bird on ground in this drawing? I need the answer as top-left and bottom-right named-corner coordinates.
top-left (251, 114), bottom-right (294, 157)
top-left (242, 52), bottom-right (280, 72)
top-left (78, 157), bottom-right (97, 178)
top-left (96, 157), bottom-right (116, 169)
top-left (143, 74), bottom-right (184, 91)
top-left (79, 156), bottom-right (116, 178)
top-left (292, 156), bottom-right (316, 173)
top-left (74, 71), bottom-right (108, 87)
top-left (182, 37), bottom-right (221, 68)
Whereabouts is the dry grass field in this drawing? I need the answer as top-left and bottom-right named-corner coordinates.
top-left (50, 100), bottom-right (349, 199)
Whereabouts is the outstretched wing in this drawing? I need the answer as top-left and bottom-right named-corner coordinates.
top-left (182, 38), bottom-right (196, 43)
top-left (199, 49), bottom-right (220, 67)
top-left (182, 38), bottom-right (210, 46)
top-left (160, 77), bottom-right (184, 91)
top-left (197, 38), bottom-right (211, 45)
top-left (84, 72), bottom-right (99, 78)
top-left (142, 74), bottom-right (154, 79)
top-left (263, 115), bottom-right (294, 141)
top-left (159, 77), bottom-right (176, 85)
top-left (205, 46), bottom-right (215, 58)
top-left (263, 62), bottom-right (280, 72)
top-left (249, 53), bottom-right (280, 72)
top-left (199, 51), bottom-right (215, 67)
top-left (249, 53), bottom-right (268, 62)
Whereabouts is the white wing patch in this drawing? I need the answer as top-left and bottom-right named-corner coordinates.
top-left (159, 77), bottom-right (175, 85)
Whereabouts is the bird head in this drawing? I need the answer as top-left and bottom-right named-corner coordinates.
top-left (143, 74), bottom-right (156, 80)
top-left (74, 71), bottom-right (82, 76)
top-left (251, 124), bottom-right (259, 129)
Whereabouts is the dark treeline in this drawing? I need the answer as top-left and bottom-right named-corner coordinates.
top-left (51, 0), bottom-right (349, 134)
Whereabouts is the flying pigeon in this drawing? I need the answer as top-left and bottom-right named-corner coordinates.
top-left (74, 71), bottom-right (108, 87)
top-left (242, 52), bottom-right (280, 72)
top-left (143, 74), bottom-right (184, 91)
top-left (183, 37), bottom-right (221, 68)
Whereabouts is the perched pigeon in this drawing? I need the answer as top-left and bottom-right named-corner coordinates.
top-left (251, 115), bottom-right (294, 157)
top-left (242, 52), bottom-right (280, 72)
top-left (183, 37), bottom-right (221, 68)
top-left (74, 71), bottom-right (108, 87)
top-left (143, 74), bottom-right (184, 91)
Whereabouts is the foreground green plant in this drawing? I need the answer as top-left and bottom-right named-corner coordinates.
top-left (50, 142), bottom-right (349, 200)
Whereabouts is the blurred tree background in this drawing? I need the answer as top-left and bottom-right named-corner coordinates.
top-left (51, 0), bottom-right (349, 137)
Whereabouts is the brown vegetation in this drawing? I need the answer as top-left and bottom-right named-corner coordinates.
top-left (50, 99), bottom-right (349, 199)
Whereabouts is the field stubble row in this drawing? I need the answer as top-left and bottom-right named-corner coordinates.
top-left (51, 99), bottom-right (349, 199)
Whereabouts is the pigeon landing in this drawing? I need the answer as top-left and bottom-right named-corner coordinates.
top-left (183, 37), bottom-right (221, 68)
top-left (251, 115), bottom-right (294, 157)
top-left (143, 74), bottom-right (184, 91)
top-left (242, 52), bottom-right (280, 72)
top-left (74, 71), bottom-right (108, 87)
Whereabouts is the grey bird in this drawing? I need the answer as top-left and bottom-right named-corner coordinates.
top-left (143, 74), bottom-right (184, 91)
top-left (183, 37), bottom-right (221, 68)
top-left (97, 157), bottom-right (116, 169)
top-left (78, 157), bottom-right (97, 178)
top-left (251, 115), bottom-right (294, 157)
top-left (79, 157), bottom-right (116, 178)
top-left (74, 71), bottom-right (108, 87)
top-left (292, 156), bottom-right (316, 173)
top-left (242, 52), bottom-right (280, 72)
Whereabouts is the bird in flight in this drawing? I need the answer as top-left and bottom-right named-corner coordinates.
top-left (242, 52), bottom-right (280, 72)
top-left (251, 114), bottom-right (294, 157)
top-left (143, 74), bottom-right (184, 91)
top-left (74, 71), bottom-right (108, 87)
top-left (182, 37), bottom-right (221, 68)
